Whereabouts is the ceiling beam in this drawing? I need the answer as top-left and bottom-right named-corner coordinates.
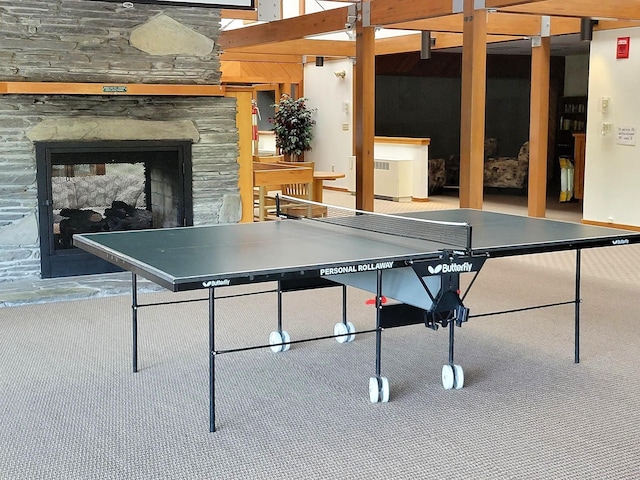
top-left (486, 0), bottom-right (548, 6)
top-left (387, 13), bottom-right (580, 37)
top-left (219, 7), bottom-right (348, 49)
top-left (219, 0), bottom-right (639, 54)
top-left (221, 8), bottom-right (257, 21)
top-left (501, 0), bottom-right (640, 21)
top-left (369, 0), bottom-right (454, 26)
top-left (224, 39), bottom-right (355, 56)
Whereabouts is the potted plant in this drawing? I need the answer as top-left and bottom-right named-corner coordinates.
top-left (271, 94), bottom-right (316, 161)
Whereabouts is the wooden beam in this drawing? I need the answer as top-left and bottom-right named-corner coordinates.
top-left (459, 1), bottom-right (487, 210)
top-left (354, 20), bottom-right (376, 211)
top-left (501, 0), bottom-right (640, 21)
top-left (527, 36), bottom-right (551, 218)
top-left (220, 52), bottom-right (301, 63)
top-left (221, 61), bottom-right (303, 84)
top-left (0, 82), bottom-right (225, 96)
top-left (221, 8), bottom-right (257, 20)
top-left (486, 0), bottom-right (548, 7)
top-left (219, 7), bottom-right (349, 49)
top-left (388, 12), bottom-right (580, 36)
top-left (369, 0), bottom-right (454, 26)
top-left (224, 88), bottom-right (254, 222)
top-left (224, 39), bottom-right (355, 56)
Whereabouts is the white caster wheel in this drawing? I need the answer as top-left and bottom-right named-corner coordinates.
top-left (368, 376), bottom-right (390, 403)
top-left (334, 321), bottom-right (356, 343)
top-left (442, 365), bottom-right (454, 390)
top-left (442, 364), bottom-right (465, 390)
top-left (453, 364), bottom-right (464, 389)
top-left (268, 330), bottom-right (290, 353)
top-left (334, 322), bottom-right (349, 343)
top-left (346, 321), bottom-right (356, 343)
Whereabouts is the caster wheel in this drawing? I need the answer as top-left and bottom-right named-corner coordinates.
top-left (346, 321), bottom-right (356, 343)
top-left (281, 330), bottom-right (291, 352)
top-left (334, 322), bottom-right (349, 343)
top-left (453, 364), bottom-right (464, 389)
top-left (368, 376), bottom-right (390, 403)
top-left (334, 321), bottom-right (356, 343)
top-left (268, 330), bottom-right (290, 353)
top-left (442, 365), bottom-right (454, 390)
top-left (380, 377), bottom-right (390, 403)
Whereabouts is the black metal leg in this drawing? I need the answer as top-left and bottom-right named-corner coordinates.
top-left (575, 249), bottom-right (582, 364)
top-left (342, 284), bottom-right (348, 324)
top-left (132, 272), bottom-right (138, 373)
top-left (448, 318), bottom-right (455, 366)
top-left (375, 270), bottom-right (383, 377)
top-left (277, 281), bottom-right (283, 332)
top-left (209, 287), bottom-right (216, 433)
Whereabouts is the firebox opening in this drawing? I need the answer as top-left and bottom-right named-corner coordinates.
top-left (36, 141), bottom-right (193, 278)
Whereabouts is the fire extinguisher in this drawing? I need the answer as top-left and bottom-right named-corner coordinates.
top-left (251, 100), bottom-right (259, 142)
top-left (251, 100), bottom-right (260, 155)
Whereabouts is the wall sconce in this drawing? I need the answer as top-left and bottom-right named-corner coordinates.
top-left (334, 70), bottom-right (346, 80)
top-left (315, 56), bottom-right (324, 67)
top-left (420, 31), bottom-right (435, 60)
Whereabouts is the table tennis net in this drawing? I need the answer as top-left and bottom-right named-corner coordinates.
top-left (276, 195), bottom-right (472, 251)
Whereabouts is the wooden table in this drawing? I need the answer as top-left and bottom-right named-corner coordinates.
top-left (313, 171), bottom-right (345, 203)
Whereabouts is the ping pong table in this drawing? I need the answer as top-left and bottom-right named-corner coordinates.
top-left (74, 197), bottom-right (640, 432)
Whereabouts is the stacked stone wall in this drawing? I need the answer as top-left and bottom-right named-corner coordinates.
top-left (0, 0), bottom-right (239, 280)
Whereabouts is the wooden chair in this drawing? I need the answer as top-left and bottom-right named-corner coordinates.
top-left (253, 162), bottom-right (314, 221)
top-left (278, 161), bottom-right (314, 200)
top-left (277, 161), bottom-right (327, 218)
top-left (252, 155), bottom-right (285, 217)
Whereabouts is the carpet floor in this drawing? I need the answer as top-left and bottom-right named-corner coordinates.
top-left (1, 242), bottom-right (639, 479)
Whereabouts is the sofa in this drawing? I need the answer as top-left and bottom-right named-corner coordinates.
top-left (483, 139), bottom-right (529, 191)
top-left (428, 158), bottom-right (446, 194)
top-left (441, 139), bottom-right (529, 192)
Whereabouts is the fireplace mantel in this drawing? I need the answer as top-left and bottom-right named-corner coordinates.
top-left (0, 82), bottom-right (225, 96)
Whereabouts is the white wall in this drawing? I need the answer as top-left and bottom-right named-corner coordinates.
top-left (303, 58), bottom-right (353, 190)
top-left (583, 27), bottom-right (640, 227)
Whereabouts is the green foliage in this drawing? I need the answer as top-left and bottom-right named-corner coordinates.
top-left (271, 94), bottom-right (316, 158)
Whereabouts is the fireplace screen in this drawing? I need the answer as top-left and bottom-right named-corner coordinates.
top-left (37, 141), bottom-right (193, 278)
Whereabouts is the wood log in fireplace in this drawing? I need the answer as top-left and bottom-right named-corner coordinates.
top-left (57, 201), bottom-right (153, 249)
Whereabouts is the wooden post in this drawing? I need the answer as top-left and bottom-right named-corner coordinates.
top-left (226, 88), bottom-right (254, 223)
top-left (459, 1), bottom-right (487, 210)
top-left (354, 4), bottom-right (375, 212)
top-left (528, 35), bottom-right (550, 218)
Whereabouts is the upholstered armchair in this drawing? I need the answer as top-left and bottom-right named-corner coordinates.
top-left (483, 140), bottom-right (529, 191)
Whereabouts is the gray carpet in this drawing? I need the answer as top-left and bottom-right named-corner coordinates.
top-left (1, 247), bottom-right (640, 479)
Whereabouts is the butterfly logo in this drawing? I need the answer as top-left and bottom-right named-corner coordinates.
top-left (428, 264), bottom-right (443, 275)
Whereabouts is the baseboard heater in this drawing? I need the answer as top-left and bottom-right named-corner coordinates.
top-left (374, 158), bottom-right (412, 202)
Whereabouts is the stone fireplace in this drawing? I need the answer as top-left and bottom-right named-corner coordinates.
top-left (0, 1), bottom-right (240, 281)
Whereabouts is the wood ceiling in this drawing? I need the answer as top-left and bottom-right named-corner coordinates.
top-left (219, 0), bottom-right (640, 60)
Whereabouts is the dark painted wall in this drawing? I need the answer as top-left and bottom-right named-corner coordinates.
top-left (375, 52), bottom-right (564, 161)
